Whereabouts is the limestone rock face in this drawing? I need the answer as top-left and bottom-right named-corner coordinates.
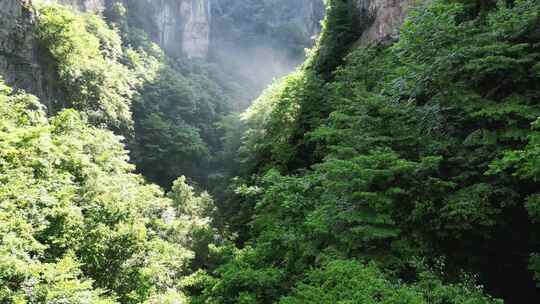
top-left (356, 0), bottom-right (414, 45)
top-left (180, 0), bottom-right (211, 58)
top-left (0, 0), bottom-right (53, 106)
top-left (41, 0), bottom-right (211, 58)
top-left (129, 0), bottom-right (210, 58)
top-left (0, 0), bottom-right (416, 106)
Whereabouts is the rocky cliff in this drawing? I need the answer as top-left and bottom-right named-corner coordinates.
top-left (122, 0), bottom-right (210, 58)
top-left (356, 0), bottom-right (415, 45)
top-left (41, 0), bottom-right (211, 58)
top-left (36, 0), bottom-right (414, 57)
top-left (0, 0), bottom-right (54, 108)
top-left (0, 0), bottom-right (414, 109)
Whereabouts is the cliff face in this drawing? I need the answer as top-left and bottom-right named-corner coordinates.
top-left (42, 0), bottom-right (211, 58)
top-left (42, 0), bottom-right (413, 57)
top-left (123, 0), bottom-right (210, 58)
top-left (210, 0), bottom-right (324, 51)
top-left (0, 0), bottom-right (415, 108)
top-left (356, 0), bottom-right (415, 45)
top-left (0, 0), bottom-right (53, 107)
top-left (179, 0), bottom-right (211, 58)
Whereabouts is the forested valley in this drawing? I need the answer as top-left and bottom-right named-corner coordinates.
top-left (0, 0), bottom-right (539, 303)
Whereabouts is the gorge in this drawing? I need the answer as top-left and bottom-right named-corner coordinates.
top-left (1, 0), bottom-right (539, 303)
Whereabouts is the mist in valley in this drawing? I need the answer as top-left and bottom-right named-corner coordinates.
top-left (208, 0), bottom-right (325, 109)
top-left (211, 45), bottom-right (307, 110)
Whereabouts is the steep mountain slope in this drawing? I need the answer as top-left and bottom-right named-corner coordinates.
top-left (0, 0), bottom-right (328, 192)
top-left (0, 0), bottom-right (53, 107)
top-left (1, 0), bottom-right (539, 303)
top-left (0, 0), bottom-right (325, 107)
top-left (206, 0), bottom-right (540, 303)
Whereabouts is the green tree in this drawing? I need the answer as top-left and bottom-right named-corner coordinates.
top-left (0, 80), bottom-right (217, 303)
top-left (37, 5), bottom-right (137, 134)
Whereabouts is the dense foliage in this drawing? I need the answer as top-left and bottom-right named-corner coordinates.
top-left (37, 5), bottom-right (137, 134)
top-left (0, 81), bottom-right (216, 303)
top-left (202, 0), bottom-right (540, 303)
top-left (280, 260), bottom-right (501, 304)
top-left (2, 0), bottom-right (540, 303)
top-left (112, 2), bottom-right (236, 189)
top-left (131, 58), bottom-right (231, 189)
top-left (36, 4), bottom-right (236, 189)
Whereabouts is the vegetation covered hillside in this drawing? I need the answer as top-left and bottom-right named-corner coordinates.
top-left (34, 3), bottom-right (235, 189)
top-left (1, 0), bottom-right (540, 303)
top-left (0, 81), bottom-right (217, 303)
top-left (200, 0), bottom-right (540, 303)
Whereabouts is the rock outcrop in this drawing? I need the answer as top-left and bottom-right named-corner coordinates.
top-left (0, 0), bottom-right (416, 109)
top-left (121, 0), bottom-right (210, 58)
top-left (42, 0), bottom-right (211, 58)
top-left (179, 0), bottom-right (211, 58)
top-left (356, 0), bottom-right (415, 45)
top-left (0, 0), bottom-right (53, 107)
